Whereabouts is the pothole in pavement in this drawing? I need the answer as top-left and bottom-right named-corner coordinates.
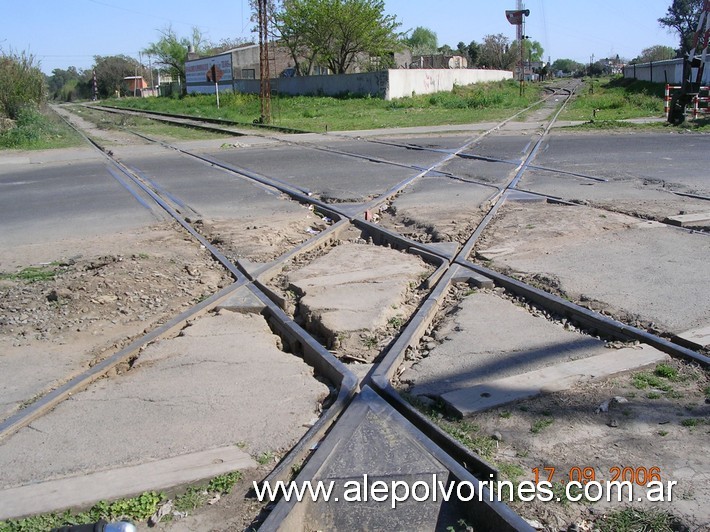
top-left (267, 226), bottom-right (435, 365)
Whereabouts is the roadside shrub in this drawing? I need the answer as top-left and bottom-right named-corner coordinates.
top-left (0, 49), bottom-right (46, 119)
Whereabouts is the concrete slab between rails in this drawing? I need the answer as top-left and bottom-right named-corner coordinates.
top-left (214, 284), bottom-right (268, 314)
top-left (439, 345), bottom-right (669, 417)
top-left (664, 212), bottom-right (710, 228)
top-left (505, 189), bottom-right (549, 203)
top-left (261, 386), bottom-right (532, 532)
top-left (0, 446), bottom-right (257, 520)
top-left (675, 324), bottom-right (710, 350)
top-left (424, 241), bottom-right (460, 260)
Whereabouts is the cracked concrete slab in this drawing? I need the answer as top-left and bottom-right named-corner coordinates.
top-left (286, 243), bottom-right (430, 360)
top-left (405, 291), bottom-right (618, 399)
top-left (0, 310), bottom-right (329, 492)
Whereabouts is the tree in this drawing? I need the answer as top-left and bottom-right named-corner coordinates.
top-left (633, 45), bottom-right (676, 63)
top-left (272, 0), bottom-right (325, 75)
top-left (274, 0), bottom-right (402, 74)
top-left (92, 55), bottom-right (142, 98)
top-left (205, 37), bottom-right (254, 56)
top-left (478, 34), bottom-right (515, 70)
top-left (467, 40), bottom-right (481, 67)
top-left (551, 58), bottom-right (584, 75)
top-left (658, 0), bottom-right (705, 55)
top-left (143, 26), bottom-right (208, 87)
top-left (509, 39), bottom-right (544, 63)
top-left (404, 27), bottom-right (438, 55)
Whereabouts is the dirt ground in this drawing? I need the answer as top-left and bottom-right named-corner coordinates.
top-left (0, 222), bottom-right (233, 421)
top-left (469, 358), bottom-right (710, 531)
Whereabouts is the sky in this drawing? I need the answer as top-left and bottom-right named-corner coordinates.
top-left (1, 0), bottom-right (682, 75)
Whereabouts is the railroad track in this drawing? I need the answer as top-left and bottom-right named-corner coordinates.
top-left (2, 82), bottom-right (709, 529)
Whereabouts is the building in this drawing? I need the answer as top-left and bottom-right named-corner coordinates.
top-left (123, 76), bottom-right (147, 93)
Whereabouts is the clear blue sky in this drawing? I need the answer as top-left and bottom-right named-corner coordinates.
top-left (1, 0), bottom-right (681, 75)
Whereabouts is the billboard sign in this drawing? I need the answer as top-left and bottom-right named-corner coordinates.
top-left (186, 53), bottom-right (233, 85)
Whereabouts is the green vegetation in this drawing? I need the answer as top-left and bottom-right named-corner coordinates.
top-left (0, 491), bottom-right (163, 532)
top-left (69, 105), bottom-right (227, 142)
top-left (681, 418), bottom-right (705, 427)
top-left (0, 106), bottom-right (82, 150)
top-left (106, 80), bottom-right (542, 132)
top-left (632, 372), bottom-right (673, 392)
top-left (654, 363), bottom-right (679, 380)
top-left (0, 49), bottom-right (82, 150)
top-left (596, 508), bottom-right (683, 532)
top-left (256, 451), bottom-right (276, 465)
top-left (530, 417), bottom-right (554, 434)
top-left (0, 263), bottom-right (61, 283)
top-left (0, 50), bottom-right (46, 120)
top-left (0, 472), bottom-right (244, 531)
top-left (561, 77), bottom-right (665, 121)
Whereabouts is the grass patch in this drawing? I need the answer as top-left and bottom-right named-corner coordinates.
top-left (654, 363), bottom-right (678, 380)
top-left (0, 491), bottom-right (163, 531)
top-left (0, 471), bottom-right (245, 531)
top-left (560, 77), bottom-right (665, 122)
top-left (681, 418), bottom-right (704, 427)
top-left (596, 507), bottom-right (683, 532)
top-left (632, 372), bottom-right (673, 392)
top-left (0, 106), bottom-right (82, 150)
top-left (0, 264), bottom-right (60, 283)
top-left (69, 106), bottom-right (228, 142)
top-left (530, 417), bottom-right (554, 434)
top-left (105, 80), bottom-right (543, 132)
top-left (256, 451), bottom-right (276, 465)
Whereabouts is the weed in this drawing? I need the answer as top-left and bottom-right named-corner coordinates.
top-left (681, 418), bottom-right (703, 427)
top-left (632, 372), bottom-right (672, 392)
top-left (291, 462), bottom-right (303, 477)
top-left (173, 486), bottom-right (208, 512)
top-left (654, 363), bottom-right (678, 380)
top-left (530, 418), bottom-right (554, 434)
top-left (596, 507), bottom-right (682, 532)
top-left (497, 462), bottom-right (525, 482)
top-left (0, 265), bottom-right (58, 283)
top-left (658, 430), bottom-right (669, 436)
top-left (499, 410), bottom-right (512, 419)
top-left (363, 335), bottom-right (379, 349)
top-left (387, 316), bottom-right (403, 329)
top-left (257, 451), bottom-right (275, 465)
top-left (208, 471), bottom-right (243, 494)
top-left (446, 518), bottom-right (474, 532)
top-left (647, 392), bottom-right (661, 399)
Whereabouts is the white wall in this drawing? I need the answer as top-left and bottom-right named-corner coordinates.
top-left (624, 58), bottom-right (710, 85)
top-left (386, 69), bottom-right (513, 99)
top-left (189, 69), bottom-right (514, 100)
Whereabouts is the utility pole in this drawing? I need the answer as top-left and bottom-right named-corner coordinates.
top-left (258, 0), bottom-right (272, 124)
top-left (518, 0), bottom-right (524, 94)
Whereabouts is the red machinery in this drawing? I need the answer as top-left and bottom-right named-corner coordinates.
top-left (668, 0), bottom-right (710, 124)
